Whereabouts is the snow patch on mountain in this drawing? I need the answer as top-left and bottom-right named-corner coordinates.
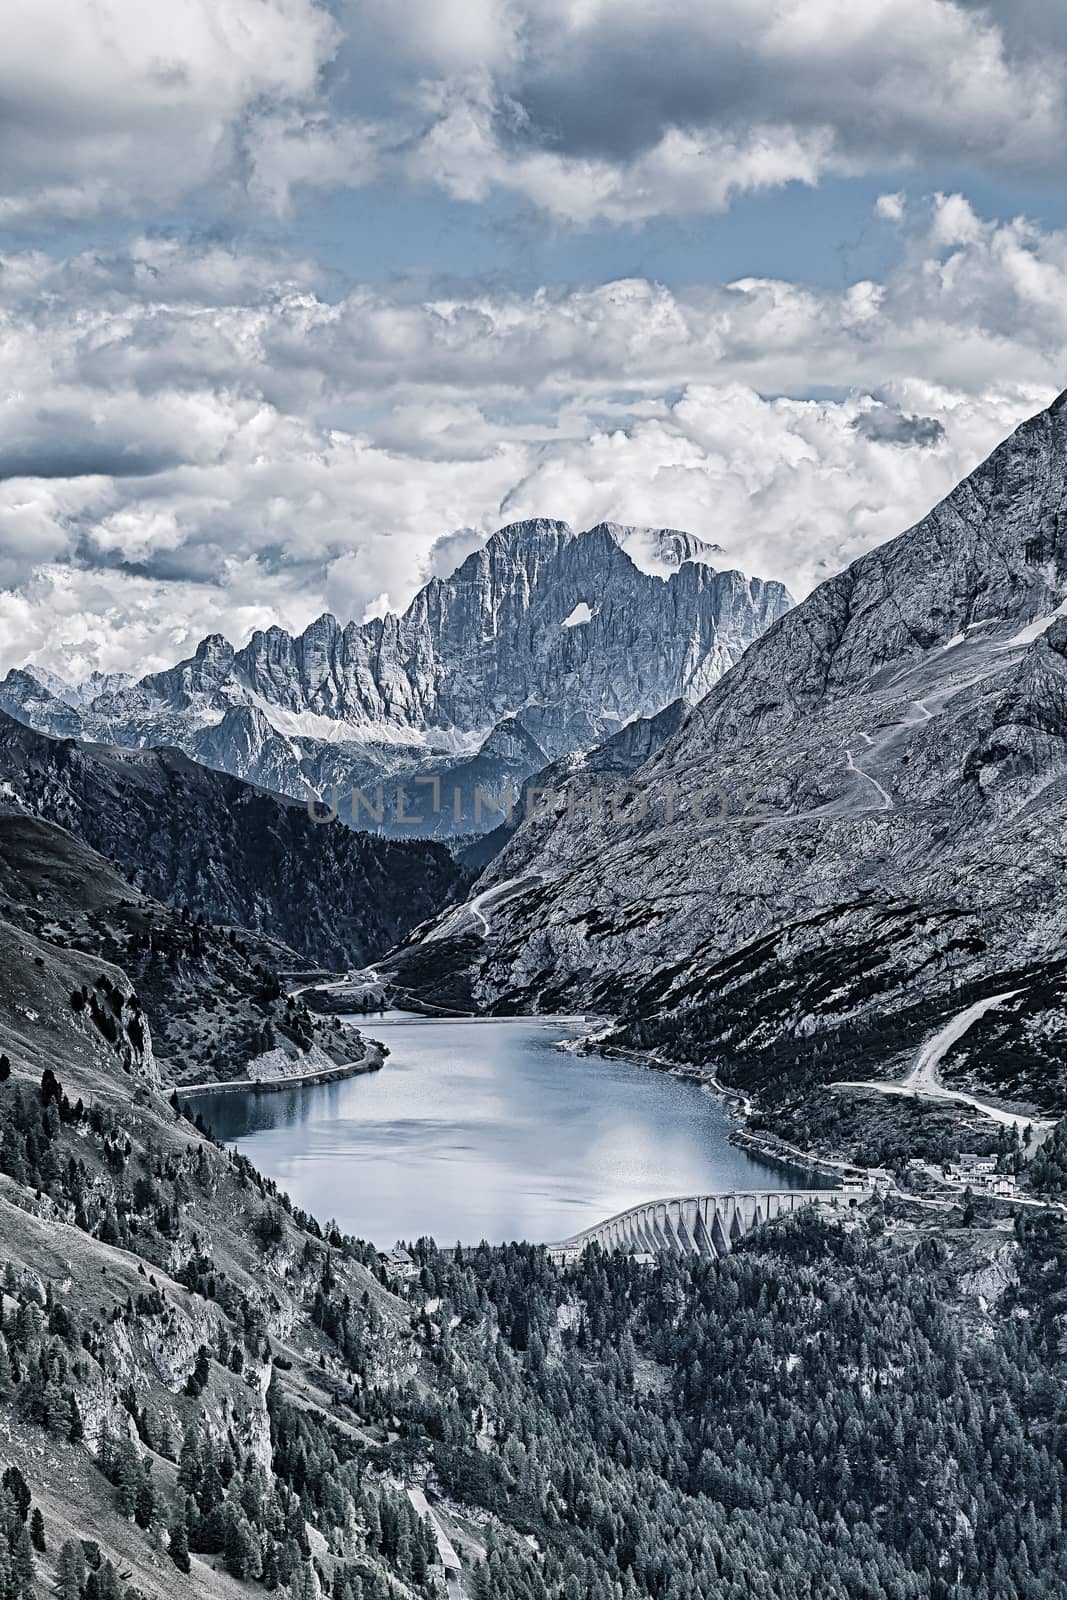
top-left (562, 602), bottom-right (593, 628)
top-left (996, 595), bottom-right (1067, 651)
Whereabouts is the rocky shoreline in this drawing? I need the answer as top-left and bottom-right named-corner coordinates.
top-left (177, 1044), bottom-right (386, 1097)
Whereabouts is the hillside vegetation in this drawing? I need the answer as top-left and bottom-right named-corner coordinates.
top-left (0, 816), bottom-right (1066, 1598)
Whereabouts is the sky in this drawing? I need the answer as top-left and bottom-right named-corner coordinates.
top-left (2, 0), bottom-right (1067, 679)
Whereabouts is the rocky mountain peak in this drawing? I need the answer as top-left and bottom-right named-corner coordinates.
top-left (480, 517), bottom-right (574, 557)
top-left (662, 386), bottom-right (1067, 764)
top-left (404, 388), bottom-right (1067, 1075)
top-left (302, 611), bottom-right (343, 639)
top-left (5, 513), bottom-right (791, 835)
top-left (0, 667), bottom-right (83, 737)
top-left (194, 632), bottom-right (235, 662)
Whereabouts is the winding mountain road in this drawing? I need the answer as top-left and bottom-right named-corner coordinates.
top-left (425, 874), bottom-right (545, 943)
top-left (835, 991), bottom-right (1055, 1136)
top-left (843, 745), bottom-right (894, 812)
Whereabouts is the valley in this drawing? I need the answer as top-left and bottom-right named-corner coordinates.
top-left (184, 1014), bottom-right (807, 1248)
top-left (384, 391), bottom-right (1067, 1138)
top-left (1, 398), bottom-right (1067, 1600)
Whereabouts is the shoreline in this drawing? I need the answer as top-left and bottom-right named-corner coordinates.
top-left (177, 1050), bottom-right (385, 1097)
top-left (579, 1037), bottom-right (847, 1188)
top-left (727, 1126), bottom-right (868, 1187)
top-left (365, 1010), bottom-right (594, 1026)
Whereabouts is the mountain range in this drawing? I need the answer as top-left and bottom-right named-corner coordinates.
top-left (1, 393), bottom-right (1066, 1600)
top-left (386, 391), bottom-right (1067, 1115)
top-left (0, 522), bottom-right (790, 839)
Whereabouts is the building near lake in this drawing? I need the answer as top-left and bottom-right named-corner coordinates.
top-left (957, 1153), bottom-right (997, 1175)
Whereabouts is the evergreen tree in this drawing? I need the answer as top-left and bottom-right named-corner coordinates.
top-left (167, 1510), bottom-right (190, 1574)
top-left (54, 1539), bottom-right (86, 1600)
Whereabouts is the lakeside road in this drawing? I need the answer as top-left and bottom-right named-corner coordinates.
top-left (178, 1052), bottom-right (383, 1096)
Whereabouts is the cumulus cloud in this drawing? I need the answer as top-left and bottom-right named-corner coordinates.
top-left (298, 0), bottom-right (1067, 226)
top-left (415, 0), bottom-right (1065, 222)
top-left (399, 76), bottom-right (836, 223)
top-left (1, 195), bottom-right (1065, 675)
top-left (0, 0), bottom-right (337, 224)
top-left (876, 192), bottom-right (907, 222)
top-left (491, 382), bottom-right (1029, 598)
top-left (2, 1), bottom-right (1067, 225)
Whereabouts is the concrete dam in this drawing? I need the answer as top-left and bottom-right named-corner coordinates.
top-left (550, 1187), bottom-right (873, 1261)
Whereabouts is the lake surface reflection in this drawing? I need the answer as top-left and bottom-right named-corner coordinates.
top-left (189, 1014), bottom-right (804, 1246)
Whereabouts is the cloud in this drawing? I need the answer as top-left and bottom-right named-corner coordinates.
top-left (350, 0), bottom-right (1067, 224)
top-left (3, 1), bottom-right (1067, 226)
top-left (494, 0), bottom-right (1060, 166)
top-left (0, 0), bottom-right (336, 224)
top-left (851, 403), bottom-right (945, 446)
top-left (876, 192), bottom-right (906, 222)
top-left (1, 195), bottom-right (1065, 674)
top-left (491, 382), bottom-right (1026, 598)
top-left (399, 76), bottom-right (836, 224)
top-left (423, 526), bottom-right (488, 578)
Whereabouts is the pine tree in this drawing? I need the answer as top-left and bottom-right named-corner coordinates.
top-left (292, 1558), bottom-right (322, 1600)
top-left (1, 1467), bottom-right (31, 1521)
top-left (54, 1539), bottom-right (86, 1600)
top-left (9, 1524), bottom-right (34, 1593)
top-left (168, 1511), bottom-right (191, 1574)
top-left (134, 1462), bottom-right (155, 1529)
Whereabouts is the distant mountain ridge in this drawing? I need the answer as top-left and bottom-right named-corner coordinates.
top-left (1, 520), bottom-right (790, 838)
top-left (0, 710), bottom-right (465, 971)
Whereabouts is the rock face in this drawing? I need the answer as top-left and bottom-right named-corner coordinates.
top-left (1, 521), bottom-right (790, 838)
top-left (392, 392), bottom-right (1067, 1104)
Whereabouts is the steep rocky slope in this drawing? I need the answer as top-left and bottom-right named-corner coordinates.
top-left (391, 392), bottom-right (1067, 1109)
top-left (0, 713), bottom-right (465, 971)
top-left (456, 698), bottom-right (690, 873)
top-left (0, 813), bottom-right (380, 1087)
top-left (1, 522), bottom-right (789, 838)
